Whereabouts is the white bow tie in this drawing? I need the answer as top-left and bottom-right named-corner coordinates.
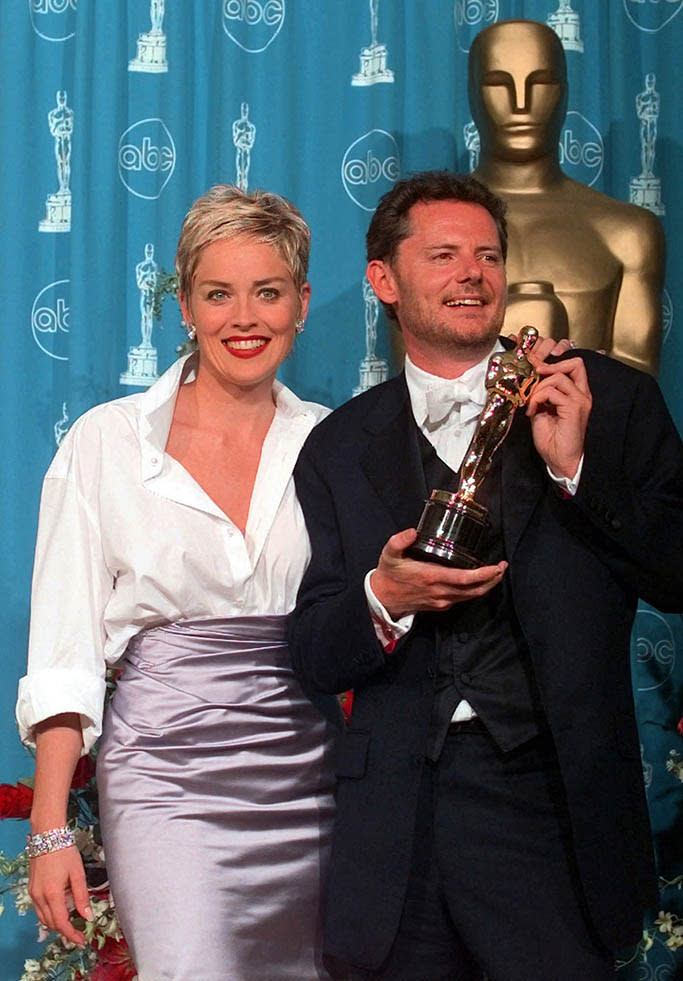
top-left (424, 380), bottom-right (485, 428)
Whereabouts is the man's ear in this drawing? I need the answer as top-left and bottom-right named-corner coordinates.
top-left (366, 259), bottom-right (399, 307)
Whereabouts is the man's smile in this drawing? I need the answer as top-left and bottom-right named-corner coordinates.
top-left (443, 296), bottom-right (486, 308)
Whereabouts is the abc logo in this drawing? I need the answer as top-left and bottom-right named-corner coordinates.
top-left (222, 0), bottom-right (285, 53)
top-left (558, 112), bottom-right (603, 187)
top-left (341, 130), bottom-right (401, 213)
top-left (118, 119), bottom-right (176, 200)
top-left (454, 0), bottom-right (499, 53)
top-left (29, 0), bottom-right (77, 42)
top-left (623, 0), bottom-right (682, 33)
top-left (31, 279), bottom-right (70, 362)
top-left (662, 287), bottom-right (673, 345)
top-left (632, 608), bottom-right (675, 693)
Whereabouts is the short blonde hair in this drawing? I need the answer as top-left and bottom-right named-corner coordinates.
top-left (175, 185), bottom-right (311, 297)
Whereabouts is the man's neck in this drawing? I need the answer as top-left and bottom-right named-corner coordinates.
top-left (404, 340), bottom-right (499, 379)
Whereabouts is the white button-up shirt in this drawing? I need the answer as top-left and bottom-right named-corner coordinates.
top-left (16, 353), bottom-right (328, 752)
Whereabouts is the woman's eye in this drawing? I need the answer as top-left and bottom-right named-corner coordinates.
top-left (207, 289), bottom-right (227, 300)
top-left (260, 288), bottom-right (280, 300)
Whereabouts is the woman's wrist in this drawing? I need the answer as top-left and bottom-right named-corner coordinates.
top-left (30, 810), bottom-right (69, 834)
top-left (26, 825), bottom-right (76, 858)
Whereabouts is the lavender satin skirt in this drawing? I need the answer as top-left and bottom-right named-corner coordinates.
top-left (97, 617), bottom-right (338, 981)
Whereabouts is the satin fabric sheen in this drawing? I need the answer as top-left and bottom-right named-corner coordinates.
top-left (97, 616), bottom-right (337, 980)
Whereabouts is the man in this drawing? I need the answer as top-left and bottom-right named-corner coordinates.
top-left (288, 171), bottom-right (683, 980)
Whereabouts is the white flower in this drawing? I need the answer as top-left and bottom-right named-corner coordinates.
top-left (12, 877), bottom-right (34, 915)
top-left (74, 826), bottom-right (105, 863)
top-left (20, 960), bottom-right (42, 981)
top-left (655, 910), bottom-right (674, 933)
top-left (665, 750), bottom-right (683, 782)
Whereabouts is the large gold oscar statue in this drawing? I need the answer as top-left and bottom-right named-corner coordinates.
top-left (469, 19), bottom-right (664, 375)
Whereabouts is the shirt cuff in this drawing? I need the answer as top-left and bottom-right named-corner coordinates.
top-left (364, 569), bottom-right (415, 652)
top-left (16, 668), bottom-right (106, 755)
top-left (546, 454), bottom-right (584, 497)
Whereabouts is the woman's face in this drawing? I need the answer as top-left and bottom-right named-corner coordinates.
top-left (179, 235), bottom-right (310, 394)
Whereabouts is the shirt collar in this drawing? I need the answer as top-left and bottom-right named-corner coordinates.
top-left (404, 341), bottom-right (504, 429)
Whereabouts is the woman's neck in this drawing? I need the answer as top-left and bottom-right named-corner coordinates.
top-left (178, 364), bottom-right (277, 435)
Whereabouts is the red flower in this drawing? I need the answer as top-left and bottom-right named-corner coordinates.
top-left (340, 690), bottom-right (354, 722)
top-left (71, 754), bottom-right (96, 789)
top-left (677, 716), bottom-right (683, 739)
top-left (91, 936), bottom-right (137, 981)
top-left (0, 781), bottom-right (34, 820)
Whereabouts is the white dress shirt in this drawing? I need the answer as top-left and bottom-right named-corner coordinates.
top-left (16, 352), bottom-right (329, 752)
top-left (366, 348), bottom-right (582, 720)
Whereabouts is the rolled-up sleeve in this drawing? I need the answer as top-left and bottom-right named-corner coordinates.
top-left (16, 423), bottom-right (114, 753)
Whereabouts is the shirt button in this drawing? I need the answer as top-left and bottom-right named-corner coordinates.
top-left (460, 671), bottom-right (472, 685)
top-left (150, 456), bottom-right (158, 465)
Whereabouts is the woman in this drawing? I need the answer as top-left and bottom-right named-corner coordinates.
top-left (16, 186), bottom-right (338, 980)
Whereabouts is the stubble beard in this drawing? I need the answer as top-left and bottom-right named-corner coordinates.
top-left (399, 303), bottom-right (503, 361)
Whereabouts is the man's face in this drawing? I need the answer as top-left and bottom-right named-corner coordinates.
top-left (469, 22), bottom-right (566, 162)
top-left (375, 200), bottom-right (507, 363)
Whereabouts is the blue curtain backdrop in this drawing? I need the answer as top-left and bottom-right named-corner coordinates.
top-left (1, 2), bottom-right (681, 977)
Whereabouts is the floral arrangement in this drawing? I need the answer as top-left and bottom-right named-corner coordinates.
top-left (1, 667), bottom-right (137, 981)
top-left (616, 891), bottom-right (683, 972)
top-left (0, 752), bottom-right (136, 980)
top-left (615, 728), bottom-right (683, 976)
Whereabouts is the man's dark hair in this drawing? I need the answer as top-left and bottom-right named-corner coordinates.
top-left (366, 171), bottom-right (508, 321)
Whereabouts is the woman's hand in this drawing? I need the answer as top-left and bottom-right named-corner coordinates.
top-left (30, 714), bottom-right (91, 945)
top-left (29, 845), bottom-right (93, 946)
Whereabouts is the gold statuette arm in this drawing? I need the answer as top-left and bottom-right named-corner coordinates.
top-left (609, 208), bottom-right (665, 376)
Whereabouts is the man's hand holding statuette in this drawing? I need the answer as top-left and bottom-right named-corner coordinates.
top-left (370, 528), bottom-right (507, 621)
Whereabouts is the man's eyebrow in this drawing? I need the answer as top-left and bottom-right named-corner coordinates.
top-left (424, 242), bottom-right (502, 252)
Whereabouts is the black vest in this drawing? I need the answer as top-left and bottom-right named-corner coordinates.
top-left (415, 426), bottom-right (546, 760)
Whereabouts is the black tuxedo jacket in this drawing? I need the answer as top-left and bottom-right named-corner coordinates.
top-left (288, 349), bottom-right (683, 967)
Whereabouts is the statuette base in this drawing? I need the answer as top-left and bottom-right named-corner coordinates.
top-left (629, 176), bottom-right (665, 216)
top-left (547, 13), bottom-right (583, 52)
top-left (407, 491), bottom-right (489, 569)
top-left (352, 44), bottom-right (394, 86)
top-left (120, 344), bottom-right (159, 388)
top-left (353, 356), bottom-right (389, 396)
top-left (39, 191), bottom-right (71, 233)
top-left (129, 33), bottom-right (168, 73)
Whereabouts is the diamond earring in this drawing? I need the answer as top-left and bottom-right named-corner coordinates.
top-left (186, 323), bottom-right (196, 341)
top-left (295, 319), bottom-right (305, 334)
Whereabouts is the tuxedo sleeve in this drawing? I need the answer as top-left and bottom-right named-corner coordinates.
top-left (569, 362), bottom-right (683, 611)
top-left (288, 432), bottom-right (392, 694)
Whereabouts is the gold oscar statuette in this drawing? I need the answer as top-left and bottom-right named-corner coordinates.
top-left (407, 327), bottom-right (539, 568)
top-left (468, 19), bottom-right (664, 375)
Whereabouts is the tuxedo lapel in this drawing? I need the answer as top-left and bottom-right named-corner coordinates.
top-left (360, 376), bottom-right (428, 532)
top-left (501, 411), bottom-right (546, 560)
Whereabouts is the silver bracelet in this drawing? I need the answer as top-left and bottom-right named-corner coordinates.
top-left (26, 826), bottom-right (76, 858)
